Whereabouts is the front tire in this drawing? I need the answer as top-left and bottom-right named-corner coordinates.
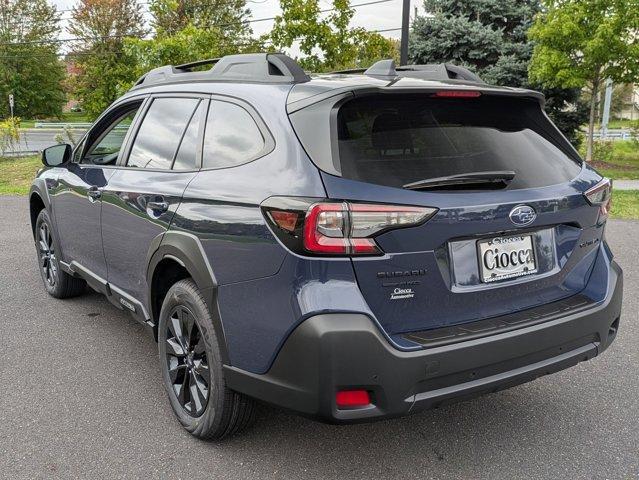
top-left (35, 209), bottom-right (86, 298)
top-left (158, 278), bottom-right (255, 440)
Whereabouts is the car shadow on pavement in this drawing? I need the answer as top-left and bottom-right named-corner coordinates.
top-left (71, 289), bottom-right (588, 474)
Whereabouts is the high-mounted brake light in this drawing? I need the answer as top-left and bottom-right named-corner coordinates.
top-left (262, 199), bottom-right (437, 256)
top-left (584, 178), bottom-right (612, 225)
top-left (433, 90), bottom-right (481, 98)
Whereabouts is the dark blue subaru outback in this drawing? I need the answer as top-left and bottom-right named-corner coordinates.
top-left (29, 53), bottom-right (623, 439)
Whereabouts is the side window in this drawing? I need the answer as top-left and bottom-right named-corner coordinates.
top-left (202, 100), bottom-right (265, 169)
top-left (127, 98), bottom-right (199, 170)
top-left (82, 108), bottom-right (140, 165)
top-left (173, 101), bottom-right (206, 171)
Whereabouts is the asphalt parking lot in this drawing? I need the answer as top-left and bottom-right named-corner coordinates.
top-left (0, 195), bottom-right (637, 479)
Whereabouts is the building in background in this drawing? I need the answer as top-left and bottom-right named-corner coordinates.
top-left (63, 59), bottom-right (82, 112)
top-left (619, 84), bottom-right (639, 121)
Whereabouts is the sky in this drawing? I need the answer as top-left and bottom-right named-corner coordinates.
top-left (49, 0), bottom-right (425, 55)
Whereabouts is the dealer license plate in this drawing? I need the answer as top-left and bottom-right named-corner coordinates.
top-left (478, 234), bottom-right (537, 283)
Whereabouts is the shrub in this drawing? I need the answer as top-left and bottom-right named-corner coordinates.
top-left (579, 138), bottom-right (614, 163)
top-left (630, 120), bottom-right (639, 147)
top-left (0, 117), bottom-right (21, 155)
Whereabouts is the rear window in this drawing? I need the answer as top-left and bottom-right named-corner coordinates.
top-left (304, 94), bottom-right (581, 190)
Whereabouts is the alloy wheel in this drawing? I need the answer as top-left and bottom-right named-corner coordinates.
top-left (165, 305), bottom-right (210, 417)
top-left (38, 222), bottom-right (58, 287)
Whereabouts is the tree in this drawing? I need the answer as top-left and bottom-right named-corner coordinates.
top-left (67, 0), bottom-right (146, 119)
top-left (409, 0), bottom-right (589, 146)
top-left (529, 0), bottom-right (639, 161)
top-left (149, 0), bottom-right (251, 39)
top-left (0, 0), bottom-right (66, 118)
top-left (270, 0), bottom-right (398, 72)
top-left (123, 24), bottom-right (266, 85)
top-left (122, 0), bottom-right (265, 90)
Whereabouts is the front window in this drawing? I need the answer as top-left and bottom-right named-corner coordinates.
top-left (82, 108), bottom-right (140, 165)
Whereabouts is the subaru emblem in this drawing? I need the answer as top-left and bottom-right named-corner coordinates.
top-left (509, 205), bottom-right (536, 226)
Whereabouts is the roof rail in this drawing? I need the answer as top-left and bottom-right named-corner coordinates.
top-left (175, 58), bottom-right (222, 71)
top-left (131, 53), bottom-right (311, 90)
top-left (330, 59), bottom-right (484, 84)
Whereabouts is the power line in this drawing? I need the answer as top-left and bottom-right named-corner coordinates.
top-left (0, 0), bottom-right (397, 46)
top-left (0, 24), bottom-right (401, 60)
top-left (51, 0), bottom-right (267, 14)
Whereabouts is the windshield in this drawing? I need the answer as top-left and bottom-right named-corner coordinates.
top-left (332, 94), bottom-right (581, 190)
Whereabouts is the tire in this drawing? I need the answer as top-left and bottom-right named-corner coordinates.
top-left (35, 209), bottom-right (86, 299)
top-left (158, 278), bottom-right (255, 440)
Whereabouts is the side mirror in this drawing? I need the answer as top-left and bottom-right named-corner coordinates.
top-left (42, 144), bottom-right (72, 167)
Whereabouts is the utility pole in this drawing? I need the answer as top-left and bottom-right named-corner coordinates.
top-left (601, 79), bottom-right (613, 139)
top-left (400, 0), bottom-right (410, 66)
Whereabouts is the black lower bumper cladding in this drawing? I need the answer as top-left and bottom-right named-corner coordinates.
top-left (225, 262), bottom-right (623, 423)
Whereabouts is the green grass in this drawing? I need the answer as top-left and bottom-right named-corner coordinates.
top-left (2, 155), bottom-right (638, 218)
top-left (18, 111), bottom-right (90, 129)
top-left (595, 119), bottom-right (637, 130)
top-left (610, 190), bottom-right (639, 220)
top-left (591, 140), bottom-right (639, 180)
top-left (0, 155), bottom-right (41, 195)
top-left (596, 167), bottom-right (639, 180)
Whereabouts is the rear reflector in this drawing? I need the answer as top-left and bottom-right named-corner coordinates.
top-left (335, 390), bottom-right (371, 409)
top-left (433, 90), bottom-right (481, 98)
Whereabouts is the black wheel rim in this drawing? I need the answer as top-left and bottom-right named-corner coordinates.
top-left (165, 305), bottom-right (210, 417)
top-left (38, 222), bottom-right (58, 287)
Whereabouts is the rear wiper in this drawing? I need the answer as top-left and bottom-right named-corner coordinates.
top-left (403, 171), bottom-right (516, 191)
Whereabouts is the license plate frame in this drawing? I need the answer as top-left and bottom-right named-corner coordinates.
top-left (477, 234), bottom-right (537, 283)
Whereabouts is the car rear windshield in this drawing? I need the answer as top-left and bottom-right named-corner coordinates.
top-left (332, 94), bottom-right (581, 190)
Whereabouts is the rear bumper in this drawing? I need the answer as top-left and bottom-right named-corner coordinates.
top-left (225, 261), bottom-right (623, 423)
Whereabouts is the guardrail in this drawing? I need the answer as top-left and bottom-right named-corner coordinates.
top-left (1, 150), bottom-right (40, 157)
top-left (592, 131), bottom-right (637, 141)
top-left (34, 122), bottom-right (93, 129)
top-left (581, 128), bottom-right (637, 141)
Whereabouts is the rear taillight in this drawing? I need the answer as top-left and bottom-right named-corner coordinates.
top-left (584, 178), bottom-right (612, 224)
top-left (262, 198), bottom-right (437, 256)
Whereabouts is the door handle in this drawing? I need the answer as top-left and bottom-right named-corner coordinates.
top-left (87, 187), bottom-right (101, 202)
top-left (146, 200), bottom-right (169, 213)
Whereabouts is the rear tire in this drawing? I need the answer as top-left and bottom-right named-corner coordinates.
top-left (158, 278), bottom-right (255, 440)
top-left (35, 209), bottom-right (86, 299)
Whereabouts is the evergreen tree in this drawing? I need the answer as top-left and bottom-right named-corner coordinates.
top-left (409, 0), bottom-right (588, 145)
top-left (0, 0), bottom-right (66, 119)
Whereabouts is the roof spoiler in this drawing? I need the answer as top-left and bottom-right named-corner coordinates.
top-left (335, 59), bottom-right (485, 83)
